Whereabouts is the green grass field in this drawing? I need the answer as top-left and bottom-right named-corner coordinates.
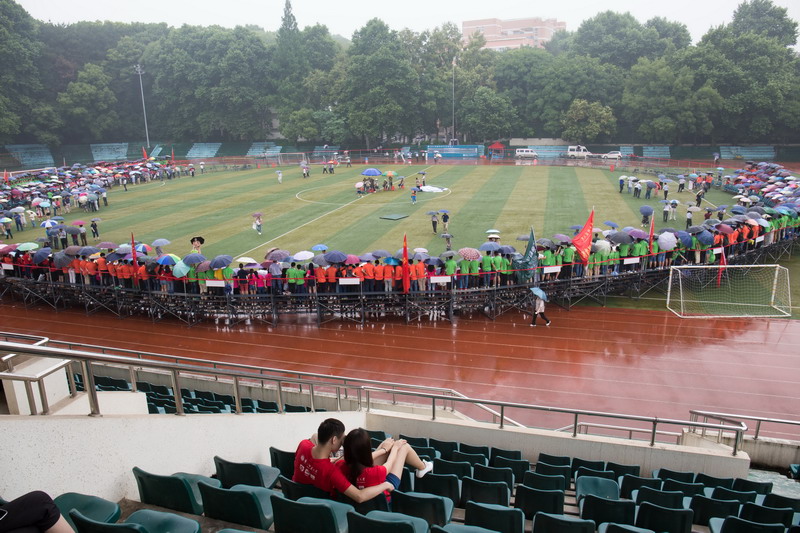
top-left (47, 162), bottom-right (797, 315)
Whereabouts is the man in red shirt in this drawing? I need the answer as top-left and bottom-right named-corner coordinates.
top-left (293, 418), bottom-right (393, 502)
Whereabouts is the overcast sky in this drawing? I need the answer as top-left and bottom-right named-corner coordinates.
top-left (15, 0), bottom-right (800, 43)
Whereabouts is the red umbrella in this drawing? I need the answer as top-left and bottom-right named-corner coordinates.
top-left (344, 254), bottom-right (360, 265)
top-left (71, 220), bottom-right (86, 225)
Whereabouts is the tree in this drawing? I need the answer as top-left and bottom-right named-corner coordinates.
top-left (458, 87), bottom-right (518, 142)
top-left (561, 99), bottom-right (616, 143)
top-left (645, 17), bottom-right (691, 51)
top-left (279, 108), bottom-right (318, 142)
top-left (56, 63), bottom-right (118, 142)
top-left (270, 0), bottom-right (310, 113)
top-left (730, 0), bottom-right (798, 47)
top-left (571, 12), bottom-right (663, 69)
top-left (313, 109), bottom-right (348, 144)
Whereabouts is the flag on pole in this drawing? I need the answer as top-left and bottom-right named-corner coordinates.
top-left (142, 146), bottom-right (148, 159)
top-left (573, 209), bottom-right (595, 264)
top-left (130, 233), bottom-right (138, 285)
top-left (716, 246), bottom-right (727, 287)
top-left (401, 234), bottom-right (410, 294)
top-left (648, 217), bottom-right (655, 254)
top-left (512, 226), bottom-right (538, 285)
top-left (171, 146), bottom-right (175, 163)
top-left (2, 169), bottom-right (8, 183)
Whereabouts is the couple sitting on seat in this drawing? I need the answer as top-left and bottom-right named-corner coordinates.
top-left (292, 418), bottom-right (433, 502)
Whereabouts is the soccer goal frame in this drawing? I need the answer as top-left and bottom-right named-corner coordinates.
top-left (666, 264), bottom-right (791, 318)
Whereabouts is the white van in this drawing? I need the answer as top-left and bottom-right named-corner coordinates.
top-left (515, 148), bottom-right (538, 159)
top-left (567, 145), bottom-right (592, 159)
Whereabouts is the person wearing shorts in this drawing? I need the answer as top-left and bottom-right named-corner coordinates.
top-left (0, 491), bottom-right (73, 533)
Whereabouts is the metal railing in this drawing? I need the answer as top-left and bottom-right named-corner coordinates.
top-left (690, 410), bottom-right (800, 441)
top-left (364, 387), bottom-right (748, 455)
top-left (0, 332), bottom-right (51, 372)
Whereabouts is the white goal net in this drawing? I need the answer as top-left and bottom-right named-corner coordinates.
top-left (666, 264), bottom-right (791, 318)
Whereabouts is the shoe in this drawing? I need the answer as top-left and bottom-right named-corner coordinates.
top-left (546, 321), bottom-right (551, 326)
top-left (416, 460), bottom-right (434, 478)
top-left (530, 324), bottom-right (536, 327)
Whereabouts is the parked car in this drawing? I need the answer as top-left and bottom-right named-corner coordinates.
top-left (515, 148), bottom-right (538, 159)
top-left (602, 151), bottom-right (623, 160)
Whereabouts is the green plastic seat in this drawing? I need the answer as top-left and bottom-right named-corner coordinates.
top-left (580, 494), bottom-right (635, 527)
top-left (336, 492), bottom-right (389, 515)
top-left (711, 486), bottom-right (758, 505)
top-left (413, 446), bottom-right (441, 461)
top-left (465, 501), bottom-right (524, 533)
top-left (605, 462), bottom-right (641, 480)
top-left (740, 502), bottom-right (794, 527)
top-left (522, 471), bottom-right (568, 492)
top-left (535, 462), bottom-right (572, 484)
top-left (366, 429), bottom-right (388, 441)
top-left (689, 495), bottom-right (741, 526)
top-left (452, 451), bottom-right (487, 468)
top-left (762, 492), bottom-right (800, 512)
top-left (537, 453), bottom-right (570, 467)
top-left (695, 473), bottom-right (734, 490)
top-left (399, 434), bottom-right (429, 448)
top-left (653, 468), bottom-right (695, 484)
top-left (513, 485), bottom-right (564, 519)
top-left (269, 446), bottom-right (296, 479)
top-left (632, 486), bottom-right (683, 509)
top-left (732, 478), bottom-right (773, 495)
top-left (271, 495), bottom-right (353, 533)
top-left (278, 474), bottom-right (330, 500)
top-left (597, 524), bottom-right (655, 533)
top-left (430, 438), bottom-right (459, 461)
top-left (431, 525), bottom-right (497, 533)
top-left (634, 502), bottom-right (693, 533)
top-left (494, 457), bottom-right (530, 484)
top-left (575, 475), bottom-right (619, 503)
top-left (575, 467), bottom-right (616, 481)
top-left (473, 463), bottom-right (514, 490)
top-left (662, 479), bottom-right (705, 497)
top-left (461, 476), bottom-right (510, 507)
top-left (391, 490), bottom-right (454, 527)
top-left (489, 447), bottom-right (522, 466)
top-left (172, 472), bottom-right (222, 509)
top-left (415, 473), bottom-right (461, 507)
top-left (532, 511), bottom-right (595, 533)
top-left (347, 510), bottom-right (428, 533)
top-left (619, 475), bottom-right (661, 499)
top-left (708, 516), bottom-right (786, 533)
top-left (198, 482), bottom-right (278, 529)
top-left (54, 493), bottom-right (121, 531)
top-left (214, 455), bottom-right (280, 489)
top-left (70, 509), bottom-right (199, 533)
top-left (132, 467), bottom-right (218, 515)
top-left (459, 443), bottom-right (490, 458)
top-left (434, 458), bottom-right (473, 479)
top-left (572, 458), bottom-right (605, 478)
top-left (790, 464), bottom-right (800, 479)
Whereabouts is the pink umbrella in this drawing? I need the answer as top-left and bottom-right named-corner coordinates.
top-left (71, 220), bottom-right (87, 225)
top-left (344, 254), bottom-right (361, 265)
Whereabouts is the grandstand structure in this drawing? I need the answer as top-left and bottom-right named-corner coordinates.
top-left (642, 146), bottom-right (671, 159)
top-left (185, 143), bottom-right (222, 159)
top-left (719, 146), bottom-right (776, 161)
top-left (4, 143), bottom-right (55, 167)
top-left (90, 143), bottom-right (129, 162)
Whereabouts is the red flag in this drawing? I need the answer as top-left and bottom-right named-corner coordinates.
top-left (401, 234), bottom-right (410, 294)
top-left (648, 217), bottom-right (655, 254)
top-left (171, 146), bottom-right (175, 163)
top-left (2, 169), bottom-right (8, 183)
top-left (716, 246), bottom-right (727, 287)
top-left (130, 233), bottom-right (138, 285)
top-left (142, 146), bottom-right (148, 159)
top-left (573, 210), bottom-right (595, 264)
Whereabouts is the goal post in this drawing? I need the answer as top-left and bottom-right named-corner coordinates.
top-left (666, 264), bottom-right (791, 318)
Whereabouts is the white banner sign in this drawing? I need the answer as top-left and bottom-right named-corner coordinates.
top-left (623, 257), bottom-right (641, 265)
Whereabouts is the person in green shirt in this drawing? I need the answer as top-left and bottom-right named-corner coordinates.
top-left (608, 246), bottom-right (620, 275)
top-left (596, 246), bottom-right (609, 276)
top-left (491, 252), bottom-right (504, 287)
top-left (295, 264), bottom-right (306, 293)
top-left (468, 259), bottom-right (480, 288)
top-left (481, 252), bottom-right (494, 287)
top-left (286, 263), bottom-right (297, 293)
top-left (562, 245), bottom-right (575, 278)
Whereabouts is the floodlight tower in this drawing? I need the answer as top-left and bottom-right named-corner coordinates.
top-left (134, 64), bottom-right (150, 148)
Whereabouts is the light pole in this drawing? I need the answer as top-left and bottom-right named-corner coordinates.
top-left (134, 64), bottom-right (150, 148)
top-left (452, 56), bottom-right (456, 144)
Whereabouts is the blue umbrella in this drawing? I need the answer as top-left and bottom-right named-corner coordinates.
top-left (479, 242), bottom-right (501, 252)
top-left (604, 221), bottom-right (619, 228)
top-left (499, 245), bottom-right (516, 254)
top-left (33, 247), bottom-right (52, 264)
top-left (371, 249), bottom-right (391, 258)
top-left (439, 209), bottom-right (450, 213)
top-left (639, 205), bottom-right (654, 216)
top-left (182, 253), bottom-right (207, 265)
top-left (730, 206), bottom-right (747, 215)
top-left (311, 244), bottom-right (328, 251)
top-left (383, 257), bottom-right (400, 266)
top-left (696, 230), bottom-right (714, 246)
top-left (530, 287), bottom-right (548, 302)
top-left (411, 187), bottom-right (421, 191)
top-left (323, 250), bottom-right (347, 263)
top-left (676, 231), bottom-right (693, 247)
top-left (361, 168), bottom-right (382, 176)
top-left (359, 253), bottom-right (376, 262)
top-left (209, 255), bottom-right (233, 269)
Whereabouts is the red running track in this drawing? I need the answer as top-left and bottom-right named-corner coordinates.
top-left (2, 302), bottom-right (798, 439)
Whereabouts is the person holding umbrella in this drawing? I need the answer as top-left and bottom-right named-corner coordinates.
top-left (430, 212), bottom-right (439, 234)
top-left (253, 213), bottom-right (263, 235)
top-left (530, 289), bottom-right (551, 327)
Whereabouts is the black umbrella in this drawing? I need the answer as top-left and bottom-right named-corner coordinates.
top-left (52, 251), bottom-right (72, 269)
top-left (323, 250), bottom-right (347, 263)
top-left (687, 226), bottom-right (705, 234)
top-left (33, 247), bottom-right (52, 264)
top-left (608, 232), bottom-right (634, 244)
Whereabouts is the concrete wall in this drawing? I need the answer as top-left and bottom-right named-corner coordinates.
top-left (0, 411), bottom-right (366, 501)
top-left (366, 410), bottom-right (751, 479)
top-left (683, 432), bottom-right (800, 469)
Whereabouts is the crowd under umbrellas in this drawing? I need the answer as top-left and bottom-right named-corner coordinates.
top-left (1, 160), bottom-right (799, 294)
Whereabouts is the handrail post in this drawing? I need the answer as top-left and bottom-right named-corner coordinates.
top-left (335, 386), bottom-right (341, 412)
top-left (310, 384), bottom-right (316, 412)
top-left (277, 382), bottom-right (284, 413)
top-left (650, 419), bottom-right (658, 446)
top-left (754, 420), bottom-right (761, 440)
top-left (233, 377), bottom-right (242, 414)
top-left (66, 365), bottom-right (77, 398)
top-left (84, 361), bottom-right (101, 417)
top-left (38, 379), bottom-right (50, 415)
top-left (365, 389), bottom-right (371, 412)
top-left (24, 381), bottom-right (37, 415)
top-left (357, 388), bottom-right (362, 411)
top-left (499, 405), bottom-right (505, 429)
top-left (170, 369), bottom-right (184, 415)
top-left (572, 414), bottom-right (579, 437)
top-left (733, 429), bottom-right (740, 456)
top-left (432, 397), bottom-right (436, 420)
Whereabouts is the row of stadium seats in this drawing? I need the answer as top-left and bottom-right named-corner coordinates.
top-left (4, 144), bottom-right (55, 167)
top-left (185, 143), bottom-right (221, 159)
top-left (90, 143), bottom-right (129, 162)
top-left (641, 146), bottom-right (671, 158)
top-left (720, 146), bottom-right (777, 161)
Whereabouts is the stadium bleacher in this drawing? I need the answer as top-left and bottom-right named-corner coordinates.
top-left (4, 144), bottom-right (55, 167)
top-left (246, 142), bottom-right (270, 156)
top-left (642, 146), bottom-right (671, 159)
top-left (90, 143), bottom-right (129, 162)
top-left (719, 146), bottom-right (776, 161)
top-left (427, 145), bottom-right (485, 159)
top-left (525, 145), bottom-right (568, 159)
top-left (619, 146), bottom-right (635, 157)
top-left (149, 144), bottom-right (164, 157)
top-left (185, 142), bottom-right (221, 159)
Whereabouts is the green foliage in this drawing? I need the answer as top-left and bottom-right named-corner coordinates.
top-left (730, 0), bottom-right (798, 46)
top-left (280, 108), bottom-right (318, 142)
top-left (56, 63), bottom-right (118, 142)
top-left (561, 99), bottom-right (616, 143)
top-left (459, 87), bottom-right (518, 142)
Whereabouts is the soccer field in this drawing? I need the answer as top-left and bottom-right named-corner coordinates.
top-left (82, 163), bottom-right (743, 261)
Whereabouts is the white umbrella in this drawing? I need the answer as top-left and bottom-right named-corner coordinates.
top-left (413, 247), bottom-right (428, 253)
top-left (234, 256), bottom-right (259, 264)
top-left (292, 250), bottom-right (314, 261)
top-left (486, 229), bottom-right (500, 234)
top-left (594, 240), bottom-right (611, 252)
top-left (658, 232), bottom-right (678, 251)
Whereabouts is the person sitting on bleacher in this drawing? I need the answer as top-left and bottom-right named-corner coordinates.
top-left (0, 491), bottom-right (74, 533)
top-left (293, 418), bottom-right (395, 503)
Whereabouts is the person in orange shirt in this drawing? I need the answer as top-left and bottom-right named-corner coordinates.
top-left (314, 264), bottom-right (327, 293)
top-left (68, 257), bottom-right (81, 284)
top-left (415, 260), bottom-right (427, 292)
top-left (79, 256), bottom-right (90, 285)
top-left (106, 260), bottom-right (117, 287)
top-left (96, 253), bottom-right (108, 286)
top-left (383, 262), bottom-right (394, 292)
top-left (373, 259), bottom-right (384, 291)
top-left (85, 258), bottom-right (98, 285)
top-left (138, 263), bottom-right (150, 291)
top-left (362, 260), bottom-right (375, 292)
top-left (409, 259), bottom-right (419, 292)
top-left (117, 260), bottom-right (131, 289)
top-left (353, 264), bottom-right (364, 284)
top-left (393, 263), bottom-right (402, 290)
top-left (326, 264), bottom-right (338, 293)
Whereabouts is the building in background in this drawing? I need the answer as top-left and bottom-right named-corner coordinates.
top-left (462, 17), bottom-right (566, 50)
